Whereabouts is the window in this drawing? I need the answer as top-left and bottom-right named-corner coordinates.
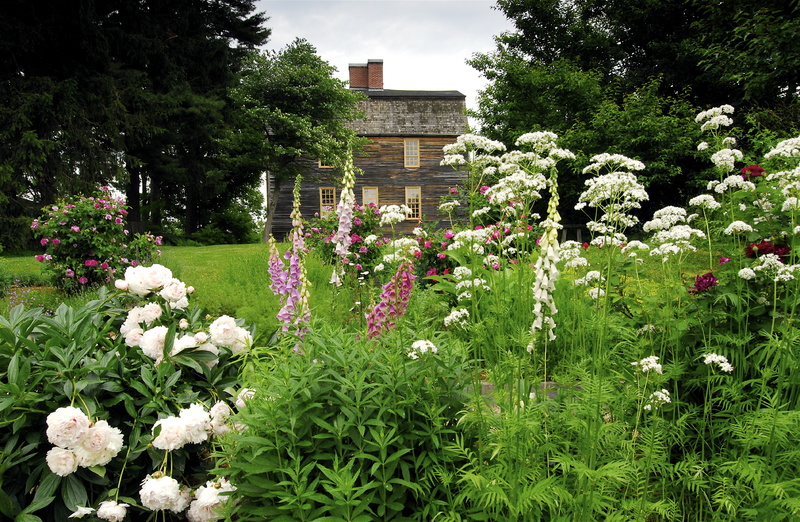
top-left (405, 186), bottom-right (421, 220)
top-left (404, 139), bottom-right (420, 168)
top-left (319, 187), bottom-right (336, 216)
top-left (362, 187), bottom-right (379, 207)
top-left (318, 160), bottom-right (334, 169)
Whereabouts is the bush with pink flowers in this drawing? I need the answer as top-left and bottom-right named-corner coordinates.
top-left (31, 186), bottom-right (161, 293)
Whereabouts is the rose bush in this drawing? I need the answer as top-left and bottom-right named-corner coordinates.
top-left (31, 186), bottom-right (161, 293)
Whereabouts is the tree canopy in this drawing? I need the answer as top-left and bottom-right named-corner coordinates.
top-left (0, 0), bottom-right (270, 248)
top-left (231, 39), bottom-right (365, 240)
top-left (470, 0), bottom-right (800, 219)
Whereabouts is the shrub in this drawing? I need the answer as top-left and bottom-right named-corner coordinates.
top-left (31, 186), bottom-right (161, 293)
top-left (217, 322), bottom-right (472, 521)
top-left (305, 202), bottom-right (386, 280)
top-left (0, 264), bottom-right (253, 520)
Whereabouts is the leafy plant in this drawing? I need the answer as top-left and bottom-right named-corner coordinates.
top-left (217, 322), bottom-right (471, 521)
top-left (0, 265), bottom-right (253, 520)
top-left (31, 186), bottom-right (161, 293)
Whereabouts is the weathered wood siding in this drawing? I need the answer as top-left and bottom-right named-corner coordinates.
top-left (271, 137), bottom-right (464, 238)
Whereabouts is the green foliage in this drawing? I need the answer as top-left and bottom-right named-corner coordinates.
top-left (472, 0), bottom-right (800, 219)
top-left (31, 187), bottom-right (160, 293)
top-left (218, 322), bottom-right (471, 521)
top-left (232, 39), bottom-right (366, 235)
top-left (0, 269), bottom-right (253, 520)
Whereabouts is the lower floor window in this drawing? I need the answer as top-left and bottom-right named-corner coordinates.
top-left (320, 187), bottom-right (336, 216)
top-left (405, 186), bottom-right (421, 220)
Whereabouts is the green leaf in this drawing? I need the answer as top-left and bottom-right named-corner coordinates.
top-left (14, 514), bottom-right (42, 522)
top-left (7, 354), bottom-right (19, 386)
top-left (61, 474), bottom-right (87, 511)
top-left (87, 466), bottom-right (106, 478)
top-left (0, 488), bottom-right (16, 517)
top-left (34, 473), bottom-right (60, 503)
top-left (20, 495), bottom-right (53, 515)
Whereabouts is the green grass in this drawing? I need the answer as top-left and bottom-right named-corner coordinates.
top-left (0, 244), bottom-right (355, 342)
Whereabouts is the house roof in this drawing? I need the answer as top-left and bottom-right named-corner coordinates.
top-left (349, 89), bottom-right (468, 136)
top-left (353, 88), bottom-right (466, 99)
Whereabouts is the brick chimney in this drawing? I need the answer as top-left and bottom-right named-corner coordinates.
top-left (348, 59), bottom-right (383, 90)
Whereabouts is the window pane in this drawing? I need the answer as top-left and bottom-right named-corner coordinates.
top-left (405, 187), bottom-right (421, 220)
top-left (320, 187), bottom-right (336, 216)
top-left (362, 187), bottom-right (378, 207)
top-left (404, 139), bottom-right (420, 168)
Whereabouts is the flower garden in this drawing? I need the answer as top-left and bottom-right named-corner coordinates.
top-left (2, 105), bottom-right (800, 520)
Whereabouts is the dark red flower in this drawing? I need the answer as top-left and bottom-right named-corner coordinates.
top-left (690, 272), bottom-right (718, 294)
top-left (741, 165), bottom-right (765, 180)
top-left (745, 241), bottom-right (791, 261)
top-left (745, 241), bottom-right (776, 258)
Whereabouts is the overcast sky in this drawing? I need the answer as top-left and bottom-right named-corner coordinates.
top-left (254, 0), bottom-right (516, 120)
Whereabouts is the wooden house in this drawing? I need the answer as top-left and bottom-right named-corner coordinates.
top-left (270, 59), bottom-right (469, 238)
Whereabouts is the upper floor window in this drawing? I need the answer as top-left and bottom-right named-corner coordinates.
top-left (362, 187), bottom-right (379, 207)
top-left (404, 139), bottom-right (420, 168)
top-left (405, 186), bottom-right (421, 220)
top-left (319, 187), bottom-right (336, 216)
top-left (318, 160), bottom-right (334, 169)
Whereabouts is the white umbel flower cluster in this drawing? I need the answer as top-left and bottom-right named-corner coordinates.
top-left (444, 308), bottom-right (470, 329)
top-left (408, 339), bottom-right (438, 359)
top-left (764, 136), bottom-right (800, 160)
top-left (703, 353), bottom-right (734, 373)
top-left (632, 355), bottom-right (663, 374)
top-left (644, 389), bottom-right (671, 411)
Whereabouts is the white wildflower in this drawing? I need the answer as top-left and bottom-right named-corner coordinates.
top-left (632, 355), bottom-right (663, 374)
top-left (724, 221), bottom-right (754, 235)
top-left (703, 353), bottom-right (733, 373)
top-left (644, 389), bottom-right (671, 411)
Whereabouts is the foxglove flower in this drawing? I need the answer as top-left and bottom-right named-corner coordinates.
top-left (332, 153), bottom-right (357, 258)
top-left (366, 261), bottom-right (415, 339)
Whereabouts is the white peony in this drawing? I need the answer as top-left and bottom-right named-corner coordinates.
top-left (228, 328), bottom-right (252, 355)
top-left (81, 420), bottom-right (112, 453)
top-left (140, 326), bottom-right (169, 360)
top-left (140, 474), bottom-right (186, 513)
top-left (123, 265), bottom-right (151, 296)
top-left (46, 406), bottom-right (90, 449)
top-left (171, 334), bottom-right (198, 357)
top-left (96, 501), bottom-right (129, 522)
top-left (179, 403), bottom-right (211, 444)
top-left (186, 478), bottom-right (237, 522)
top-left (198, 342), bottom-right (220, 368)
top-left (124, 327), bottom-right (144, 348)
top-left (140, 302), bottom-right (163, 325)
top-left (208, 315), bottom-right (239, 347)
top-left (152, 416), bottom-right (188, 451)
top-left (209, 401), bottom-right (232, 436)
top-left (75, 424), bottom-right (124, 467)
top-left (68, 506), bottom-right (95, 518)
top-left (160, 278), bottom-right (187, 303)
top-left (235, 388), bottom-right (255, 409)
top-left (46, 447), bottom-right (79, 476)
top-left (142, 264), bottom-right (173, 290)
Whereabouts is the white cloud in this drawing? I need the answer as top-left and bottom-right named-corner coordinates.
top-left (255, 0), bottom-right (515, 120)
